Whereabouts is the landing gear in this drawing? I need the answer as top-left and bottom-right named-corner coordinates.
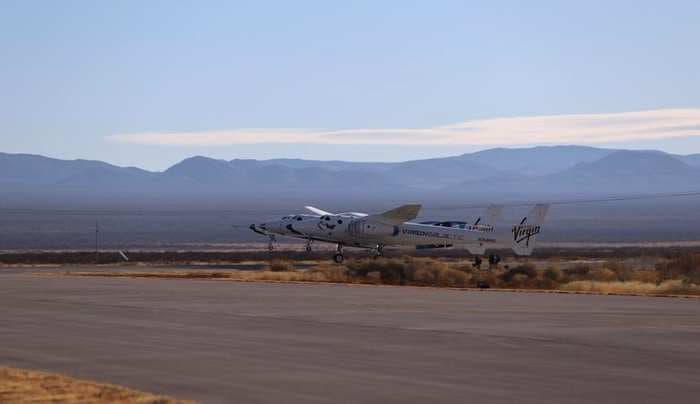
top-left (305, 239), bottom-right (313, 253)
top-left (371, 244), bottom-right (384, 259)
top-left (267, 235), bottom-right (276, 252)
top-left (488, 254), bottom-right (501, 266)
top-left (473, 256), bottom-right (482, 269)
top-left (333, 244), bottom-right (345, 264)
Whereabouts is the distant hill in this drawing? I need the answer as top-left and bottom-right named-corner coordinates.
top-left (0, 152), bottom-right (151, 186)
top-left (1, 146), bottom-right (699, 206)
top-left (461, 145), bottom-right (613, 176)
top-left (162, 156), bottom-right (396, 191)
top-left (680, 154), bottom-right (700, 167)
top-left (456, 150), bottom-right (699, 196)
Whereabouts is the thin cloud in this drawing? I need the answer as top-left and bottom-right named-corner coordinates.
top-left (106, 109), bottom-right (700, 147)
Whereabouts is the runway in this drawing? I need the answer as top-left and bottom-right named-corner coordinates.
top-left (1, 268), bottom-right (699, 403)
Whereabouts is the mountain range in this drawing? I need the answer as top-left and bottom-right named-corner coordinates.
top-left (2, 146), bottom-right (700, 208)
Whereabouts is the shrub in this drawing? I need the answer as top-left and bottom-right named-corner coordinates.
top-left (564, 264), bottom-right (592, 281)
top-left (589, 268), bottom-right (617, 282)
top-left (269, 259), bottom-right (295, 272)
top-left (452, 263), bottom-right (476, 275)
top-left (561, 281), bottom-right (656, 294)
top-left (308, 264), bottom-right (350, 283)
top-left (624, 268), bottom-right (659, 283)
top-left (656, 254), bottom-right (700, 283)
top-left (543, 267), bottom-right (564, 282)
top-left (659, 279), bottom-right (700, 295)
top-left (499, 264), bottom-right (537, 284)
top-left (435, 268), bottom-right (470, 287)
top-left (603, 260), bottom-right (625, 277)
top-left (472, 270), bottom-right (498, 288)
top-left (402, 257), bottom-right (463, 286)
top-left (344, 257), bottom-right (471, 287)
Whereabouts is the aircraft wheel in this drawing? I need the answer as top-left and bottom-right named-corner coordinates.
top-left (333, 253), bottom-right (345, 264)
top-left (305, 245), bottom-right (312, 253)
top-left (473, 256), bottom-right (482, 269)
top-left (488, 254), bottom-right (501, 265)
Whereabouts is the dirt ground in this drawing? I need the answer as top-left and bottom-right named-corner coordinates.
top-left (0, 367), bottom-right (192, 404)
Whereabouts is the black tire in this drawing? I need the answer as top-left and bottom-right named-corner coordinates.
top-left (305, 245), bottom-right (312, 253)
top-left (333, 253), bottom-right (345, 264)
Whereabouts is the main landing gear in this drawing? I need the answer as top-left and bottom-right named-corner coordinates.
top-left (267, 235), bottom-right (276, 252)
top-left (473, 254), bottom-right (501, 269)
top-left (305, 239), bottom-right (313, 253)
top-left (371, 244), bottom-right (384, 259)
top-left (333, 244), bottom-right (345, 264)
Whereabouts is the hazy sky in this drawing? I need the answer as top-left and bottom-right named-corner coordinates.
top-left (2, 0), bottom-right (700, 170)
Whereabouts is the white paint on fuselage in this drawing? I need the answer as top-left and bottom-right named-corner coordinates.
top-left (264, 214), bottom-right (497, 251)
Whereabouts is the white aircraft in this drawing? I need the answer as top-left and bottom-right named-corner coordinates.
top-left (249, 203), bottom-right (549, 265)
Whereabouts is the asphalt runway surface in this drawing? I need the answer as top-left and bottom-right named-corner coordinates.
top-left (1, 268), bottom-right (699, 403)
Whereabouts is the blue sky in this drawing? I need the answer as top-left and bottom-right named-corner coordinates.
top-left (2, 0), bottom-right (700, 170)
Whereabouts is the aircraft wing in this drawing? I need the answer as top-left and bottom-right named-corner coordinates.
top-left (366, 204), bottom-right (422, 225)
top-left (304, 206), bottom-right (333, 216)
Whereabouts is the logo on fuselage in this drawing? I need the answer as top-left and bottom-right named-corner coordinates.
top-left (512, 223), bottom-right (540, 246)
top-left (318, 222), bottom-right (336, 231)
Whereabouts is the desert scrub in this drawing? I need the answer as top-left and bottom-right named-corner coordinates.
top-left (0, 366), bottom-right (191, 403)
top-left (655, 253), bottom-right (700, 283)
top-left (345, 257), bottom-right (470, 287)
top-left (498, 264), bottom-right (538, 288)
top-left (269, 259), bottom-right (295, 272)
top-left (618, 268), bottom-right (659, 283)
top-left (563, 264), bottom-right (593, 281)
top-left (543, 266), bottom-right (564, 282)
top-left (589, 268), bottom-right (617, 282)
top-left (560, 280), bottom-right (700, 296)
top-left (307, 264), bottom-right (351, 283)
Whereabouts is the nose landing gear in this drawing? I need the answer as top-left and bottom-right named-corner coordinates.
top-left (333, 244), bottom-right (345, 264)
top-left (267, 235), bottom-right (276, 252)
top-left (305, 239), bottom-right (313, 253)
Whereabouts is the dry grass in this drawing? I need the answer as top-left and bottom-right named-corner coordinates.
top-left (268, 259), bottom-right (295, 272)
top-left (70, 265), bottom-right (353, 284)
top-left (64, 253), bottom-right (700, 297)
top-left (560, 280), bottom-right (700, 296)
top-left (0, 366), bottom-right (192, 403)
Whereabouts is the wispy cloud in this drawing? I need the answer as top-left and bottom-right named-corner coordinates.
top-left (106, 109), bottom-right (700, 147)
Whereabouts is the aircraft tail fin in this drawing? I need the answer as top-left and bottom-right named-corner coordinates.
top-left (511, 204), bottom-right (549, 256)
top-left (375, 204), bottom-right (422, 224)
top-left (473, 204), bottom-right (502, 227)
